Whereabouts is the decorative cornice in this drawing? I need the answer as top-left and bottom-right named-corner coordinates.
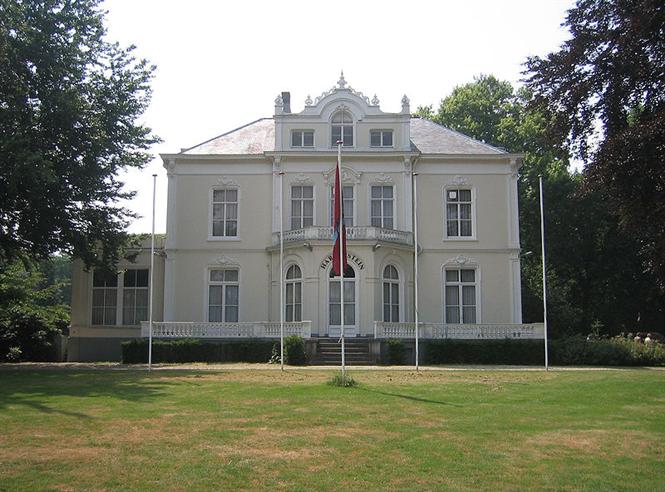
top-left (291, 173), bottom-right (314, 185)
top-left (372, 173), bottom-right (394, 185)
top-left (214, 255), bottom-right (240, 266)
top-left (444, 255), bottom-right (479, 267)
top-left (166, 158), bottom-right (176, 176)
top-left (446, 175), bottom-right (472, 187)
top-left (313, 73), bottom-right (372, 106)
top-left (323, 165), bottom-right (362, 185)
top-left (217, 176), bottom-right (239, 187)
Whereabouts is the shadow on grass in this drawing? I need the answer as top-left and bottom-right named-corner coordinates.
top-left (0, 370), bottom-right (178, 418)
top-left (358, 386), bottom-right (464, 407)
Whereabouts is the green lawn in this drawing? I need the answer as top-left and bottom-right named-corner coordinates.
top-left (0, 367), bottom-right (664, 491)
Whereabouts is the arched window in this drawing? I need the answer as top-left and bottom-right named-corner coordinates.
top-left (285, 265), bottom-right (302, 322)
top-left (331, 110), bottom-right (353, 147)
top-left (329, 266), bottom-right (355, 326)
top-left (383, 265), bottom-right (399, 322)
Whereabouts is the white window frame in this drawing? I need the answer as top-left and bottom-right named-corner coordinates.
top-left (90, 268), bottom-right (150, 327)
top-left (91, 270), bottom-right (119, 326)
top-left (370, 129), bottom-right (394, 148)
top-left (291, 130), bottom-right (314, 148)
top-left (327, 265), bottom-right (359, 333)
top-left (370, 184), bottom-right (395, 229)
top-left (208, 186), bottom-right (240, 241)
top-left (382, 264), bottom-right (401, 323)
top-left (285, 264), bottom-right (303, 322)
top-left (331, 109), bottom-right (354, 148)
top-left (442, 265), bottom-right (480, 324)
top-left (121, 268), bottom-right (150, 326)
top-left (290, 185), bottom-right (315, 230)
top-left (443, 186), bottom-right (477, 241)
top-left (329, 184), bottom-right (356, 227)
top-left (206, 268), bottom-right (240, 323)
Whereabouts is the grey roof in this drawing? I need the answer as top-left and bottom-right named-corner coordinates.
top-left (408, 117), bottom-right (505, 154)
top-left (182, 118), bottom-right (275, 155)
top-left (181, 116), bottom-right (505, 156)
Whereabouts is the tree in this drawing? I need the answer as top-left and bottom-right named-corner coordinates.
top-left (0, 0), bottom-right (159, 269)
top-left (421, 75), bottom-right (664, 334)
top-left (0, 258), bottom-right (69, 361)
top-left (524, 0), bottom-right (665, 289)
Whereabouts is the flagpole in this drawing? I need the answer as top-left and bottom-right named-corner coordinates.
top-left (539, 176), bottom-right (549, 371)
top-left (279, 171), bottom-right (285, 371)
top-left (148, 173), bottom-right (157, 371)
top-left (413, 171), bottom-right (419, 371)
top-left (337, 140), bottom-right (346, 377)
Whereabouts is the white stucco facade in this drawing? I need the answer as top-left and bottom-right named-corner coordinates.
top-left (69, 75), bottom-right (537, 361)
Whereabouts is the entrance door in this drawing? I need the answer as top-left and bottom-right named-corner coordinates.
top-left (328, 268), bottom-right (357, 337)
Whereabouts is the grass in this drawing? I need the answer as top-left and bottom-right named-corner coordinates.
top-left (0, 367), bottom-right (664, 491)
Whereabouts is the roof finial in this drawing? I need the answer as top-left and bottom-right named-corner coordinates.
top-left (337, 70), bottom-right (347, 89)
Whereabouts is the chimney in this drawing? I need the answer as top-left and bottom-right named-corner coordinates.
top-left (281, 91), bottom-right (291, 113)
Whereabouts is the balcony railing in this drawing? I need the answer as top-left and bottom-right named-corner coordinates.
top-left (140, 321), bottom-right (312, 339)
top-left (274, 226), bottom-right (413, 247)
top-left (374, 321), bottom-right (545, 339)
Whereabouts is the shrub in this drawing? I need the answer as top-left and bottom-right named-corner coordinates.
top-left (422, 337), bottom-right (665, 367)
top-left (329, 372), bottom-right (356, 387)
top-left (0, 305), bottom-right (67, 362)
top-left (283, 335), bottom-right (306, 365)
top-left (425, 339), bottom-right (544, 365)
top-left (121, 339), bottom-right (274, 364)
top-left (385, 339), bottom-right (406, 365)
top-left (550, 336), bottom-right (665, 366)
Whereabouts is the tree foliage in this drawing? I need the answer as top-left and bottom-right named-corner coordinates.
top-left (420, 74), bottom-right (664, 335)
top-left (0, 258), bottom-right (69, 361)
top-left (0, 0), bottom-right (159, 269)
top-left (524, 0), bottom-right (665, 287)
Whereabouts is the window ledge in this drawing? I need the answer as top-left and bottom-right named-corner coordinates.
top-left (442, 237), bottom-right (478, 242)
top-left (207, 236), bottom-right (241, 242)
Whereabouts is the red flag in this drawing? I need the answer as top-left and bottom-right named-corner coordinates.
top-left (332, 163), bottom-right (348, 277)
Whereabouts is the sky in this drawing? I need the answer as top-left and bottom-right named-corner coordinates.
top-left (103, 0), bottom-right (576, 234)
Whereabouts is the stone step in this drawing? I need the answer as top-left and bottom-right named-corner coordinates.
top-left (310, 338), bottom-right (375, 365)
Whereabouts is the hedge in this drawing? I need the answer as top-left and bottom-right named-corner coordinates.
top-left (424, 339), bottom-right (544, 365)
top-left (121, 338), bottom-right (274, 364)
top-left (385, 339), bottom-right (406, 365)
top-left (424, 337), bottom-right (665, 366)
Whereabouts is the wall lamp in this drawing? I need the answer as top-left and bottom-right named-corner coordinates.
top-left (303, 242), bottom-right (313, 251)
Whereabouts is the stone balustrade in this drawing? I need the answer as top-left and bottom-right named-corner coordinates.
top-left (374, 321), bottom-right (545, 339)
top-left (140, 321), bottom-right (312, 339)
top-left (275, 226), bottom-right (413, 246)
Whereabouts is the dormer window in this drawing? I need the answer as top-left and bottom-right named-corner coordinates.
top-left (331, 110), bottom-right (353, 147)
top-left (370, 130), bottom-right (393, 147)
top-left (292, 130), bottom-right (314, 147)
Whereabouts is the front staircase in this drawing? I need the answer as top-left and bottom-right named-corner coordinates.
top-left (310, 337), bottom-right (376, 365)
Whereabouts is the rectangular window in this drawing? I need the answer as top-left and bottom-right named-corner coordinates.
top-left (92, 270), bottom-right (118, 325)
top-left (370, 130), bottom-right (393, 147)
top-left (330, 186), bottom-right (354, 227)
top-left (212, 188), bottom-right (238, 237)
top-left (370, 185), bottom-right (394, 229)
top-left (291, 130), bottom-right (314, 147)
top-left (290, 185), bottom-right (314, 230)
top-left (446, 189), bottom-right (473, 237)
top-left (122, 269), bottom-right (149, 325)
top-left (445, 269), bottom-right (477, 323)
top-left (208, 269), bottom-right (239, 322)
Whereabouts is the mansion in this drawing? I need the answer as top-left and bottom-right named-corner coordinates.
top-left (69, 74), bottom-right (543, 361)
